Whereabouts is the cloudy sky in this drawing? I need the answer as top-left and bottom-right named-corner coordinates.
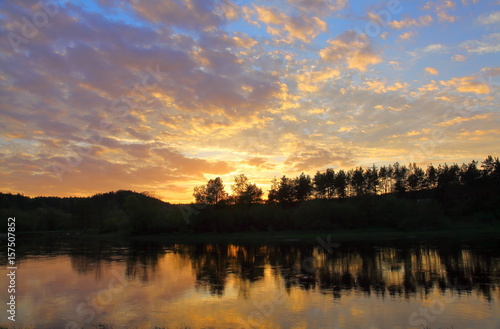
top-left (1, 0), bottom-right (499, 203)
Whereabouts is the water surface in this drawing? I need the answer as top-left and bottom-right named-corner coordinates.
top-left (1, 235), bottom-right (499, 328)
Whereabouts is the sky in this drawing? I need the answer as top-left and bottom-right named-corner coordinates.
top-left (0, 0), bottom-right (499, 203)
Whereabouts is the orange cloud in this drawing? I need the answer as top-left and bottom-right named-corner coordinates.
top-left (253, 6), bottom-right (327, 43)
top-left (419, 80), bottom-right (440, 92)
top-left (440, 76), bottom-right (490, 94)
top-left (398, 31), bottom-right (416, 41)
top-left (459, 129), bottom-right (500, 141)
top-left (422, 0), bottom-right (459, 23)
top-left (365, 80), bottom-right (409, 93)
top-left (296, 67), bottom-right (341, 92)
top-left (425, 67), bottom-right (439, 75)
top-left (434, 114), bottom-right (490, 127)
top-left (320, 31), bottom-right (381, 71)
top-left (452, 54), bottom-right (466, 62)
top-left (389, 18), bottom-right (418, 29)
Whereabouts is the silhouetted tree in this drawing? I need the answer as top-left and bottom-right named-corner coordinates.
top-left (346, 169), bottom-right (354, 197)
top-left (313, 169), bottom-right (335, 199)
top-left (232, 174), bottom-right (263, 205)
top-left (324, 168), bottom-right (335, 199)
top-left (295, 172), bottom-right (313, 202)
top-left (268, 176), bottom-right (295, 204)
top-left (365, 165), bottom-right (379, 195)
top-left (425, 164), bottom-right (438, 189)
top-left (194, 177), bottom-right (228, 205)
top-left (193, 185), bottom-right (208, 204)
top-left (407, 163), bottom-right (425, 192)
top-left (313, 171), bottom-right (327, 199)
top-left (334, 170), bottom-right (348, 198)
top-left (379, 165), bottom-right (393, 194)
top-left (437, 164), bottom-right (460, 190)
top-left (267, 178), bottom-right (280, 204)
top-left (393, 162), bottom-right (408, 194)
top-left (351, 167), bottom-right (365, 196)
top-left (481, 156), bottom-right (500, 180)
top-left (479, 156), bottom-right (500, 220)
top-left (460, 161), bottom-right (480, 187)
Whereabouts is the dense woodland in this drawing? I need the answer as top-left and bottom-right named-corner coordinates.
top-left (194, 156), bottom-right (500, 205)
top-left (1, 156), bottom-right (499, 234)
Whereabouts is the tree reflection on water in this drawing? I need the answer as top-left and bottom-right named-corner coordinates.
top-left (176, 240), bottom-right (500, 301)
top-left (12, 235), bottom-right (498, 302)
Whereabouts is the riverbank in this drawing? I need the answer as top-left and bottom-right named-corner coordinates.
top-left (3, 184), bottom-right (499, 235)
top-left (116, 225), bottom-right (500, 244)
top-left (17, 224), bottom-right (500, 245)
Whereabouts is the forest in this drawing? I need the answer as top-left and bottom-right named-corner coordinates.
top-left (1, 156), bottom-right (498, 235)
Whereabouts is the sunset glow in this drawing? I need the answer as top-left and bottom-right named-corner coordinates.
top-left (1, 0), bottom-right (499, 203)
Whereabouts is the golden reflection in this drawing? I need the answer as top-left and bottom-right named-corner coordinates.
top-left (1, 239), bottom-right (499, 329)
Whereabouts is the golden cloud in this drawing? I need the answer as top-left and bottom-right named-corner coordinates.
top-left (419, 80), bottom-right (440, 92)
top-left (440, 76), bottom-right (490, 94)
top-left (422, 0), bottom-right (459, 23)
top-left (365, 80), bottom-right (409, 93)
top-left (434, 114), bottom-right (490, 127)
top-left (320, 31), bottom-right (381, 71)
top-left (253, 6), bottom-right (327, 43)
top-left (425, 67), bottom-right (439, 75)
top-left (398, 31), bottom-right (416, 41)
top-left (389, 18), bottom-right (419, 29)
top-left (452, 54), bottom-right (466, 62)
top-left (296, 67), bottom-right (341, 92)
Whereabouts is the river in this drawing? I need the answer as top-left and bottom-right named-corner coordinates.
top-left (0, 234), bottom-right (499, 328)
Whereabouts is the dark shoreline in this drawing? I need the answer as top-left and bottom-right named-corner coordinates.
top-left (15, 224), bottom-right (500, 244)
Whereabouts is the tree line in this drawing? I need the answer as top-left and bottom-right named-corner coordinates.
top-left (1, 155), bottom-right (498, 234)
top-left (193, 156), bottom-right (500, 205)
top-left (0, 190), bottom-right (184, 234)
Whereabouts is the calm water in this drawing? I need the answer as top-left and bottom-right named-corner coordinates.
top-left (1, 235), bottom-right (499, 329)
